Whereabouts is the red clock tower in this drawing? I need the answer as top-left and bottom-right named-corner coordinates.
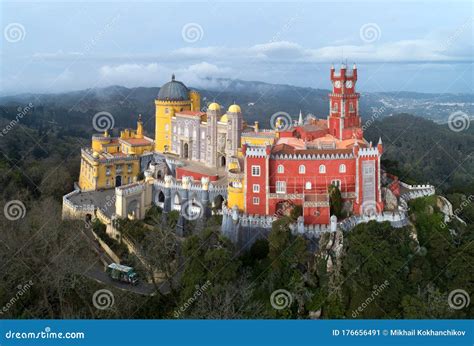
top-left (328, 64), bottom-right (362, 140)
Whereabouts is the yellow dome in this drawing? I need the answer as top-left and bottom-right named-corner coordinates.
top-left (92, 151), bottom-right (100, 158)
top-left (228, 104), bottom-right (241, 113)
top-left (208, 102), bottom-right (221, 111)
top-left (220, 114), bottom-right (228, 123)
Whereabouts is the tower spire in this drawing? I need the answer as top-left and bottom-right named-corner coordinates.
top-left (298, 110), bottom-right (303, 125)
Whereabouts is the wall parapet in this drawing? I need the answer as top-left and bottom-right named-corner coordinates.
top-left (116, 182), bottom-right (145, 196)
top-left (62, 189), bottom-right (95, 213)
top-left (338, 211), bottom-right (409, 232)
top-left (222, 205), bottom-right (275, 228)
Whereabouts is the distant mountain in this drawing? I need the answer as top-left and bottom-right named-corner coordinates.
top-left (0, 80), bottom-right (472, 135)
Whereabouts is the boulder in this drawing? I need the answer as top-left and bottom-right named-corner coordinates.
top-left (382, 187), bottom-right (398, 210)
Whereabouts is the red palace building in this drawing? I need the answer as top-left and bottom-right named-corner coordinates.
top-left (243, 64), bottom-right (384, 225)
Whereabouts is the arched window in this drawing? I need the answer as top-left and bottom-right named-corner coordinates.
top-left (299, 165), bottom-right (306, 174)
top-left (319, 164), bottom-right (326, 174)
top-left (277, 165), bottom-right (284, 174)
top-left (333, 103), bottom-right (338, 112)
top-left (305, 181), bottom-right (312, 190)
top-left (339, 164), bottom-right (346, 173)
top-left (349, 103), bottom-right (354, 112)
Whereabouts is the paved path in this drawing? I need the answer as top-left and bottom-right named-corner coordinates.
top-left (85, 263), bottom-right (169, 296)
top-left (80, 226), bottom-right (171, 296)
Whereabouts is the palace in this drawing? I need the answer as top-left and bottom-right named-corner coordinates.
top-left (66, 64), bottom-right (422, 234)
top-left (78, 115), bottom-right (154, 190)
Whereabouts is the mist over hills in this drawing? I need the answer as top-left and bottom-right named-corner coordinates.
top-left (0, 79), bottom-right (472, 136)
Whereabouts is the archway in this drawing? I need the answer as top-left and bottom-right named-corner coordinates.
top-left (173, 193), bottom-right (181, 210)
top-left (213, 195), bottom-right (224, 211)
top-left (127, 199), bottom-right (140, 219)
top-left (158, 191), bottom-right (165, 203)
top-left (183, 143), bottom-right (189, 159)
top-left (220, 156), bottom-right (226, 167)
top-left (115, 175), bottom-right (122, 187)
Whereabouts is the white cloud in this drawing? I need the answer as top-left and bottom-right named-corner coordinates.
top-left (98, 62), bottom-right (232, 89)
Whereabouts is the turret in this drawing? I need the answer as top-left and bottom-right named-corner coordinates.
top-left (340, 63), bottom-right (347, 77)
top-left (136, 114), bottom-right (143, 139)
top-left (353, 140), bottom-right (360, 156)
top-left (377, 137), bottom-right (383, 154)
top-left (206, 103), bottom-right (220, 167)
top-left (227, 103), bottom-right (243, 156)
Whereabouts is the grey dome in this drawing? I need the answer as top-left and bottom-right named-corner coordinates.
top-left (157, 74), bottom-right (190, 101)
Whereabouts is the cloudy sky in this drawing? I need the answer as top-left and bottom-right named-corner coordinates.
top-left (1, 0), bottom-right (473, 95)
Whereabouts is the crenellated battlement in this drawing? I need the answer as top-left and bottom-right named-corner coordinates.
top-left (357, 147), bottom-right (379, 157)
top-left (245, 146), bottom-right (269, 158)
top-left (116, 182), bottom-right (145, 196)
top-left (272, 152), bottom-right (353, 160)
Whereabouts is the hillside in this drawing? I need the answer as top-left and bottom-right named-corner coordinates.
top-left (364, 114), bottom-right (474, 194)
